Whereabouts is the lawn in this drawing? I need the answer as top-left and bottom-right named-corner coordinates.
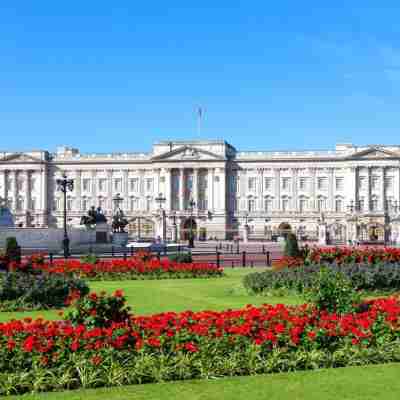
top-left (0, 268), bottom-right (301, 322)
top-left (7, 363), bottom-right (400, 400)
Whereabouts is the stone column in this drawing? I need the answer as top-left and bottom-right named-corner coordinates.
top-left (179, 168), bottom-right (185, 210)
top-left (208, 168), bottom-right (214, 211)
top-left (75, 170), bottom-right (82, 211)
top-left (193, 168), bottom-right (199, 209)
top-left (292, 168), bottom-right (298, 211)
top-left (258, 169), bottom-right (264, 210)
top-left (13, 170), bottom-right (18, 211)
top-left (107, 170), bottom-right (113, 211)
top-left (366, 167), bottom-right (371, 212)
top-left (123, 170), bottom-right (129, 211)
top-left (91, 170), bottom-right (97, 209)
top-left (328, 168), bottom-right (334, 211)
top-left (0, 170), bottom-right (7, 201)
top-left (217, 168), bottom-right (226, 211)
top-left (310, 168), bottom-right (316, 211)
top-left (139, 170), bottom-right (145, 211)
top-left (25, 170), bottom-right (31, 212)
top-left (40, 167), bottom-right (48, 226)
top-left (165, 168), bottom-right (172, 211)
top-left (381, 167), bottom-right (386, 211)
top-left (274, 168), bottom-right (281, 210)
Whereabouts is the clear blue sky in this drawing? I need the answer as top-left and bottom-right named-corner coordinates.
top-left (1, 1), bottom-right (400, 153)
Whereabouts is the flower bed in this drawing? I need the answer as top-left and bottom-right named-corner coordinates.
top-left (15, 254), bottom-right (223, 280)
top-left (2, 292), bottom-right (400, 394)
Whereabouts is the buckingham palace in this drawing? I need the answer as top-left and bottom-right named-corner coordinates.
top-left (1, 139), bottom-right (400, 244)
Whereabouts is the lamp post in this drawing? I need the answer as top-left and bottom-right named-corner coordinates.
top-left (155, 192), bottom-right (167, 242)
top-left (56, 173), bottom-right (74, 258)
top-left (170, 211), bottom-right (178, 243)
top-left (188, 198), bottom-right (196, 248)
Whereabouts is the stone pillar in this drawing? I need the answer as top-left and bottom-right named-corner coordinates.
top-left (25, 170), bottom-right (31, 211)
top-left (193, 168), bottom-right (199, 209)
top-left (328, 168), bottom-right (334, 211)
top-left (0, 170), bottom-right (7, 202)
top-left (75, 170), bottom-right (82, 211)
top-left (179, 168), bottom-right (185, 210)
top-left (381, 167), bottom-right (386, 211)
top-left (208, 168), bottom-right (214, 211)
top-left (91, 170), bottom-right (97, 209)
top-left (274, 168), bottom-right (280, 210)
top-left (123, 170), bottom-right (129, 211)
top-left (13, 170), bottom-right (18, 211)
top-left (310, 168), bottom-right (316, 210)
top-left (366, 167), bottom-right (371, 212)
top-left (107, 170), bottom-right (113, 211)
top-left (292, 168), bottom-right (298, 211)
top-left (258, 169), bottom-right (264, 210)
top-left (165, 168), bottom-right (172, 211)
top-left (219, 168), bottom-right (226, 211)
top-left (40, 167), bottom-right (48, 226)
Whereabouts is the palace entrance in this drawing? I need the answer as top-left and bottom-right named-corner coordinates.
top-left (181, 218), bottom-right (197, 240)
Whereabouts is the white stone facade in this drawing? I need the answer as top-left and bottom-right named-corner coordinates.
top-left (2, 140), bottom-right (400, 243)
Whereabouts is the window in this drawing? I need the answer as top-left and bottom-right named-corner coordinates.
top-left (248, 198), bottom-right (256, 212)
top-left (98, 178), bottom-right (107, 192)
top-left (371, 176), bottom-right (380, 190)
top-left (30, 178), bottom-right (36, 191)
top-left (82, 178), bottom-right (91, 192)
top-left (248, 177), bottom-right (257, 191)
top-left (114, 178), bottom-right (122, 192)
top-left (281, 177), bottom-right (291, 190)
top-left (17, 179), bottom-right (24, 191)
top-left (371, 196), bottom-right (378, 212)
top-left (232, 197), bottom-right (238, 212)
top-left (146, 178), bottom-right (153, 192)
top-left (317, 177), bottom-right (328, 190)
top-left (264, 197), bottom-right (273, 212)
top-left (385, 177), bottom-right (394, 190)
top-left (130, 197), bottom-right (139, 211)
top-left (53, 198), bottom-right (60, 211)
top-left (82, 198), bottom-right (89, 211)
top-left (67, 197), bottom-right (73, 211)
top-left (299, 177), bottom-right (308, 190)
top-left (130, 178), bottom-right (139, 192)
top-left (358, 176), bottom-right (366, 190)
top-left (98, 197), bottom-right (106, 210)
top-left (335, 198), bottom-right (343, 212)
top-left (299, 197), bottom-right (307, 213)
top-left (264, 177), bottom-right (273, 191)
top-left (281, 197), bottom-right (289, 212)
top-left (7, 198), bottom-right (13, 209)
top-left (335, 177), bottom-right (344, 191)
top-left (16, 196), bottom-right (24, 211)
top-left (30, 198), bottom-right (36, 211)
top-left (146, 198), bottom-right (152, 211)
top-left (6, 179), bottom-right (12, 191)
top-left (358, 198), bottom-right (365, 212)
top-left (317, 196), bottom-right (326, 211)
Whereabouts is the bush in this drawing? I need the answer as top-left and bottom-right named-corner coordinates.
top-left (5, 237), bottom-right (21, 265)
top-left (168, 252), bottom-right (193, 263)
top-left (284, 233), bottom-right (300, 257)
top-left (80, 253), bottom-right (99, 265)
top-left (0, 272), bottom-right (89, 311)
top-left (304, 267), bottom-right (361, 314)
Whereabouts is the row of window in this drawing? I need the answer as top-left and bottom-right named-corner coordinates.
top-left (5, 197), bottom-right (37, 211)
top-left (4, 178), bottom-right (37, 192)
top-left (77, 178), bottom-right (154, 193)
top-left (244, 176), bottom-right (396, 192)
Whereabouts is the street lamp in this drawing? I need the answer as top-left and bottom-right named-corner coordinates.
top-left (170, 211), bottom-right (178, 242)
top-left (56, 173), bottom-right (74, 258)
top-left (243, 211), bottom-right (249, 226)
top-left (155, 192), bottom-right (167, 242)
top-left (188, 198), bottom-right (196, 248)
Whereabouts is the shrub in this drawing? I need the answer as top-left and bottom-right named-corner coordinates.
top-left (304, 267), bottom-right (361, 314)
top-left (64, 290), bottom-right (132, 328)
top-left (5, 237), bottom-right (21, 265)
top-left (284, 233), bottom-right (300, 257)
top-left (80, 253), bottom-right (99, 265)
top-left (168, 252), bottom-right (193, 263)
top-left (0, 272), bottom-right (89, 311)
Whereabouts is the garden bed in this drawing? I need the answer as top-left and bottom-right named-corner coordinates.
top-left (2, 291), bottom-right (400, 395)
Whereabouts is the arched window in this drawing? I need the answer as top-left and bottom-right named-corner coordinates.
top-left (371, 196), bottom-right (379, 212)
top-left (16, 196), bottom-right (24, 211)
top-left (98, 196), bottom-right (106, 210)
top-left (281, 196), bottom-right (289, 212)
top-left (130, 197), bottom-right (139, 211)
top-left (66, 197), bottom-right (74, 211)
top-left (248, 198), bottom-right (256, 212)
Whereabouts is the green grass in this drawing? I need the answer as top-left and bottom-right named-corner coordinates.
top-left (0, 268), bottom-right (301, 322)
top-left (7, 363), bottom-right (400, 400)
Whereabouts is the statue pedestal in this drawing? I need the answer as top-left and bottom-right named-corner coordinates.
top-left (112, 232), bottom-right (128, 246)
top-left (242, 225), bottom-right (249, 243)
top-left (318, 223), bottom-right (327, 246)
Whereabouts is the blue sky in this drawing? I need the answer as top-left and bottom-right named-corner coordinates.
top-left (1, 1), bottom-right (400, 153)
